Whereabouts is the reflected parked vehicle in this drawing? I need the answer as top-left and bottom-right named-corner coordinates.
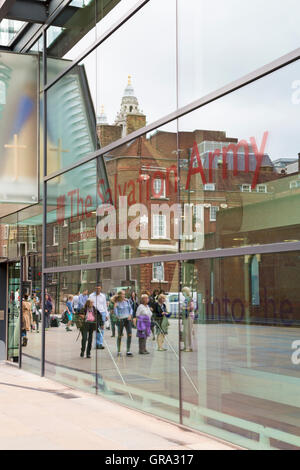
top-left (167, 292), bottom-right (198, 318)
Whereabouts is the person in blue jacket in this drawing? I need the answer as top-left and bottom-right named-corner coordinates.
top-left (65, 295), bottom-right (74, 332)
top-left (114, 290), bottom-right (133, 357)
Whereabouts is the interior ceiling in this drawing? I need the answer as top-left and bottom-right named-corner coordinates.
top-left (0, 0), bottom-right (122, 55)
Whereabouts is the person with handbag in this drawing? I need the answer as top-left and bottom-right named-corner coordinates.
top-left (136, 294), bottom-right (152, 355)
top-left (79, 300), bottom-right (100, 359)
top-left (153, 294), bottom-right (171, 351)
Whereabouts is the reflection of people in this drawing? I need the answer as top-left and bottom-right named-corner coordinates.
top-left (153, 294), bottom-right (170, 351)
top-left (149, 289), bottom-right (159, 340)
top-left (31, 293), bottom-right (40, 333)
top-left (79, 300), bottom-right (98, 359)
top-left (15, 288), bottom-right (20, 308)
top-left (108, 295), bottom-right (118, 338)
top-left (65, 295), bottom-right (74, 332)
top-left (89, 285), bottom-right (108, 350)
top-left (129, 291), bottom-right (139, 328)
top-left (114, 290), bottom-right (133, 357)
top-left (136, 294), bottom-right (152, 355)
top-left (73, 291), bottom-right (80, 314)
top-left (181, 287), bottom-right (195, 352)
top-left (22, 294), bottom-right (33, 347)
top-left (44, 294), bottom-right (52, 329)
top-left (78, 289), bottom-right (89, 311)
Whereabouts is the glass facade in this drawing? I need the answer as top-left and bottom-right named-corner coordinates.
top-left (0, 0), bottom-right (300, 450)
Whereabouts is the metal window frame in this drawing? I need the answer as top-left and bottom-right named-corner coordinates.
top-left (11, 0), bottom-right (73, 52)
top-left (41, 29), bottom-right (47, 377)
top-left (43, 241), bottom-right (300, 274)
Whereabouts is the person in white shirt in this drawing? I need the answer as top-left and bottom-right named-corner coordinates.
top-left (89, 285), bottom-right (108, 350)
top-left (72, 292), bottom-right (80, 313)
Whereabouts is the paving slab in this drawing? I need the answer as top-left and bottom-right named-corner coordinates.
top-left (0, 362), bottom-right (237, 451)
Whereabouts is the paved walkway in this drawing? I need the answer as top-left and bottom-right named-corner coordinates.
top-left (0, 362), bottom-right (236, 450)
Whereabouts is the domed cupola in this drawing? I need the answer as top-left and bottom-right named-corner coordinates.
top-left (115, 75), bottom-right (145, 136)
top-left (97, 105), bottom-right (108, 125)
top-left (123, 76), bottom-right (135, 98)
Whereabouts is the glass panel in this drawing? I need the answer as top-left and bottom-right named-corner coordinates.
top-left (96, 262), bottom-right (180, 421)
top-left (0, 20), bottom-right (26, 46)
top-left (29, 35), bottom-right (43, 54)
top-left (7, 262), bottom-right (20, 361)
top-left (0, 213), bottom-right (18, 260)
top-left (0, 52), bottom-right (38, 206)
top-left (43, 262), bottom-right (180, 420)
top-left (29, 35), bottom-right (45, 94)
top-left (46, 0), bottom-right (97, 65)
top-left (181, 252), bottom-right (300, 450)
top-left (46, 52), bottom-right (98, 176)
top-left (95, 0), bottom-right (140, 36)
top-left (178, 0), bottom-right (300, 106)
top-left (96, 0), bottom-right (176, 148)
top-left (46, 0), bottom-right (147, 79)
top-left (97, 121), bottom-right (179, 262)
top-left (46, 119), bottom-right (180, 266)
top-left (179, 60), bottom-right (300, 252)
top-left (44, 270), bottom-right (97, 393)
top-left (46, 0), bottom-right (176, 176)
top-left (46, 159), bottom-right (98, 268)
top-left (18, 204), bottom-right (43, 375)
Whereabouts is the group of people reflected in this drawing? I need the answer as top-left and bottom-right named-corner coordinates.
top-left (8, 290), bottom-right (41, 348)
top-left (8, 285), bottom-right (196, 359)
top-left (63, 285), bottom-right (196, 359)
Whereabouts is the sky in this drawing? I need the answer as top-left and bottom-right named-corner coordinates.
top-left (63, 0), bottom-right (300, 161)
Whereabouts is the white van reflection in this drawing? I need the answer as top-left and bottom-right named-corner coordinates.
top-left (166, 292), bottom-right (198, 318)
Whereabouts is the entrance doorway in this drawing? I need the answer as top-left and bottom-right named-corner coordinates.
top-left (7, 262), bottom-right (20, 361)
